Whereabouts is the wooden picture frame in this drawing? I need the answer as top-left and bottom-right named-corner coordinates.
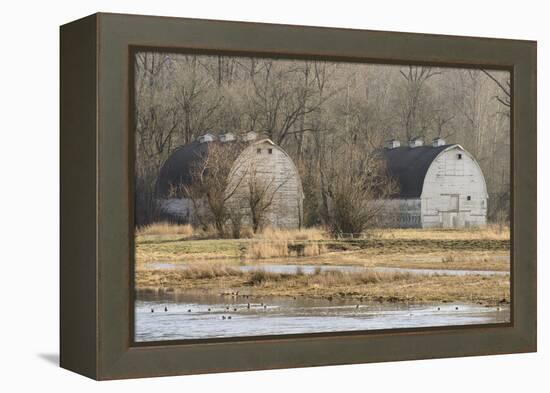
top-left (60, 12), bottom-right (536, 380)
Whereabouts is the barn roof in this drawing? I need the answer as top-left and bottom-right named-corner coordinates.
top-left (381, 144), bottom-right (459, 198)
top-left (156, 138), bottom-right (274, 197)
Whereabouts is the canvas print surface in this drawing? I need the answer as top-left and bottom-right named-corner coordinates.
top-left (133, 52), bottom-right (511, 342)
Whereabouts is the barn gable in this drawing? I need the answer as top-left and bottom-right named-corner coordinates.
top-left (381, 139), bottom-right (488, 228)
top-left (155, 135), bottom-right (303, 229)
top-left (382, 143), bottom-right (456, 198)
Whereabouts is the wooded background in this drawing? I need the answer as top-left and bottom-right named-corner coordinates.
top-left (134, 52), bottom-right (510, 227)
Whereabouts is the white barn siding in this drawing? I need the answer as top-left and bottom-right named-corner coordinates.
top-left (421, 146), bottom-right (488, 228)
top-left (227, 141), bottom-right (303, 229)
top-left (157, 139), bottom-right (303, 229)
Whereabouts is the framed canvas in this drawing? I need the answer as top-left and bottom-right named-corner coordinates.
top-left (60, 12), bottom-right (536, 380)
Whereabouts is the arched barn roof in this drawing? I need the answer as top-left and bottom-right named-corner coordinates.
top-left (157, 140), bottom-right (237, 197)
top-left (382, 144), bottom-right (458, 198)
top-left (156, 137), bottom-right (274, 197)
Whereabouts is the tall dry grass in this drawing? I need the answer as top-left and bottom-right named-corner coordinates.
top-left (256, 227), bottom-right (328, 241)
top-left (244, 227), bottom-right (328, 259)
top-left (374, 225), bottom-right (510, 241)
top-left (136, 222), bottom-right (195, 237)
top-left (245, 239), bottom-right (327, 259)
top-left (179, 263), bottom-right (244, 279)
top-left (245, 268), bottom-right (412, 287)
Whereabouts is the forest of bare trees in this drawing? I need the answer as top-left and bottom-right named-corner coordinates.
top-left (134, 51), bottom-right (511, 227)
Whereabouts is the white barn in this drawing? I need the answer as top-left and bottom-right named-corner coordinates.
top-left (156, 132), bottom-right (304, 229)
top-left (382, 137), bottom-right (488, 228)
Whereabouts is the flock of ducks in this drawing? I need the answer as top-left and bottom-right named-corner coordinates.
top-left (148, 301), bottom-right (501, 318)
top-left (149, 301), bottom-right (270, 320)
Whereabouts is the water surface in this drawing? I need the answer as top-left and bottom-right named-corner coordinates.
top-left (145, 262), bottom-right (509, 277)
top-left (135, 291), bottom-right (510, 342)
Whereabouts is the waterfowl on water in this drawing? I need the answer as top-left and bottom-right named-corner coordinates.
top-left (234, 308), bottom-right (237, 312)
top-left (222, 316), bottom-right (226, 320)
top-left (228, 316), bottom-right (232, 320)
top-left (208, 308), bottom-right (211, 312)
top-left (247, 303), bottom-right (250, 309)
top-left (437, 307), bottom-right (440, 311)
top-left (455, 307), bottom-right (459, 310)
top-left (164, 307), bottom-right (168, 312)
top-left (264, 305), bottom-right (267, 309)
top-left (151, 308), bottom-right (154, 313)
top-left (188, 309), bottom-right (192, 312)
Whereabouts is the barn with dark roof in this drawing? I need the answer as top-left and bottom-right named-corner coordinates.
top-left (381, 137), bottom-right (488, 228)
top-left (156, 132), bottom-right (304, 229)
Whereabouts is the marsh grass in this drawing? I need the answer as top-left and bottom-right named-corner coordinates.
top-left (136, 222), bottom-right (195, 237)
top-left (135, 264), bottom-right (510, 303)
top-left (178, 263), bottom-right (244, 279)
top-left (374, 225), bottom-right (510, 241)
top-left (245, 240), bottom-right (327, 259)
top-left (257, 227), bottom-right (328, 241)
top-left (243, 267), bottom-right (412, 287)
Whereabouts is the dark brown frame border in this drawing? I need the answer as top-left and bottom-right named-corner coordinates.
top-left (60, 12), bottom-right (536, 380)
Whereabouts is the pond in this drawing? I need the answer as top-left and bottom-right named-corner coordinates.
top-left (134, 290), bottom-right (510, 342)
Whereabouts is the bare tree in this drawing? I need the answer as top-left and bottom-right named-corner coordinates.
top-left (321, 144), bottom-right (398, 236)
top-left (181, 143), bottom-right (246, 236)
top-left (245, 166), bottom-right (289, 233)
top-left (397, 66), bottom-right (442, 140)
top-left (481, 69), bottom-right (511, 112)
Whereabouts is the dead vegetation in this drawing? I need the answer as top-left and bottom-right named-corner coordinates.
top-left (135, 265), bottom-right (510, 304)
top-left (135, 226), bottom-right (510, 274)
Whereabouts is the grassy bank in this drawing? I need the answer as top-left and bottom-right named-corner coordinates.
top-left (135, 224), bottom-right (510, 272)
top-left (134, 224), bottom-right (510, 304)
top-left (135, 263), bottom-right (510, 304)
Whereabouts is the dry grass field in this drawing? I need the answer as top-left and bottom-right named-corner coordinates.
top-left (135, 262), bottom-right (509, 304)
top-left (134, 224), bottom-right (510, 304)
top-left (135, 224), bottom-right (510, 269)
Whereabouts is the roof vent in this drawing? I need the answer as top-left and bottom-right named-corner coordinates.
top-left (219, 132), bottom-right (235, 143)
top-left (409, 137), bottom-right (423, 148)
top-left (432, 137), bottom-right (446, 147)
top-left (198, 133), bottom-right (216, 143)
top-left (245, 131), bottom-right (257, 141)
top-left (385, 139), bottom-right (401, 149)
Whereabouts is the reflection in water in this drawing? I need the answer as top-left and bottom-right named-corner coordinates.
top-left (135, 290), bottom-right (510, 342)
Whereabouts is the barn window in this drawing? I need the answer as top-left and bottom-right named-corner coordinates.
top-left (467, 196), bottom-right (471, 201)
top-left (457, 153), bottom-right (463, 159)
top-left (257, 148), bottom-right (261, 154)
top-left (268, 148), bottom-right (273, 154)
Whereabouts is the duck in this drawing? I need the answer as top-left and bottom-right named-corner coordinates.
top-left (164, 307), bottom-right (168, 312)
top-left (151, 308), bottom-right (154, 313)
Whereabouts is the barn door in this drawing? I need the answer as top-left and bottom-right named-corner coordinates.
top-left (450, 195), bottom-right (459, 211)
top-left (442, 212), bottom-right (452, 228)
